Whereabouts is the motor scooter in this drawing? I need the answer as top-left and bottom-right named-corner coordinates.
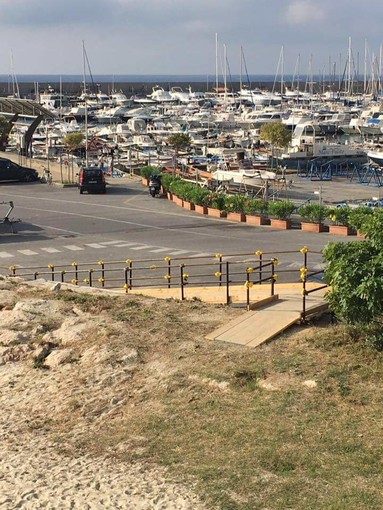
top-left (148, 174), bottom-right (162, 197)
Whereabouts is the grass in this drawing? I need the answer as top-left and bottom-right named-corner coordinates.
top-left (15, 287), bottom-right (383, 509)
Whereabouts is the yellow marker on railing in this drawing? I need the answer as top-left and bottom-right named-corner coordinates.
top-left (83, 278), bottom-right (89, 283)
top-left (301, 289), bottom-right (308, 296)
top-left (215, 253), bottom-right (222, 259)
top-left (150, 265), bottom-right (158, 270)
top-left (273, 258), bottom-right (279, 266)
top-left (244, 281), bottom-right (254, 289)
top-left (164, 256), bottom-right (172, 262)
top-left (163, 274), bottom-right (171, 280)
top-left (71, 262), bottom-right (77, 267)
top-left (300, 246), bottom-right (309, 254)
top-left (71, 279), bottom-right (78, 285)
top-left (125, 259), bottom-right (132, 265)
top-left (255, 250), bottom-right (263, 256)
top-left (98, 260), bottom-right (104, 265)
top-left (246, 267), bottom-right (254, 273)
top-left (273, 274), bottom-right (279, 281)
top-left (214, 271), bottom-right (222, 278)
top-left (98, 277), bottom-right (105, 283)
top-left (48, 264), bottom-right (54, 269)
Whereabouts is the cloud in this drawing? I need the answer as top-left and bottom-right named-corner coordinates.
top-left (285, 0), bottom-right (327, 25)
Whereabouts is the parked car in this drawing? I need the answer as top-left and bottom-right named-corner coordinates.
top-left (0, 158), bottom-right (39, 182)
top-left (78, 166), bottom-right (106, 194)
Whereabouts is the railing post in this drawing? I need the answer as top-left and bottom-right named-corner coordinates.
top-left (34, 271), bottom-right (39, 280)
top-left (300, 247), bottom-right (309, 322)
top-left (271, 259), bottom-right (276, 296)
top-left (98, 260), bottom-right (105, 288)
top-left (88, 269), bottom-right (93, 287)
top-left (256, 250), bottom-right (263, 285)
top-left (180, 264), bottom-right (185, 301)
top-left (226, 261), bottom-right (230, 305)
top-left (71, 262), bottom-right (78, 285)
top-left (246, 267), bottom-right (254, 311)
top-left (216, 253), bottom-right (223, 287)
top-left (48, 264), bottom-right (55, 281)
top-left (61, 270), bottom-right (66, 283)
top-left (165, 257), bottom-right (172, 289)
top-left (126, 259), bottom-right (133, 289)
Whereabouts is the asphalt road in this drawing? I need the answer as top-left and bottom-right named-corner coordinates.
top-left (0, 176), bottom-right (354, 283)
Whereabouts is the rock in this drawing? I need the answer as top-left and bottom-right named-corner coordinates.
top-left (302, 380), bottom-right (317, 388)
top-left (51, 318), bottom-right (90, 345)
top-left (0, 330), bottom-right (30, 346)
top-left (45, 348), bottom-right (74, 368)
top-left (1, 344), bottom-right (35, 364)
top-left (50, 282), bottom-right (61, 292)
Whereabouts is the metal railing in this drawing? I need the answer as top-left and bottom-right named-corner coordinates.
top-left (5, 247), bottom-right (328, 316)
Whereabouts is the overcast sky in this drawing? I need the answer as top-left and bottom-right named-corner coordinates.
top-left (0, 0), bottom-right (382, 77)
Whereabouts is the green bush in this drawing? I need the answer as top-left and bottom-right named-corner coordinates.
top-left (207, 192), bottom-right (226, 211)
top-left (268, 200), bottom-right (296, 220)
top-left (140, 165), bottom-right (162, 179)
top-left (188, 186), bottom-right (211, 206)
top-left (348, 206), bottom-right (374, 231)
top-left (327, 205), bottom-right (352, 226)
top-left (299, 203), bottom-right (327, 224)
top-left (161, 173), bottom-right (174, 192)
top-left (244, 198), bottom-right (269, 217)
top-left (224, 194), bottom-right (247, 213)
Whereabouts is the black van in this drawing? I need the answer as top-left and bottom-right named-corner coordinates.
top-left (78, 167), bottom-right (106, 194)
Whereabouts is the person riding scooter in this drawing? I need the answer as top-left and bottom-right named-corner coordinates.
top-left (148, 173), bottom-right (162, 197)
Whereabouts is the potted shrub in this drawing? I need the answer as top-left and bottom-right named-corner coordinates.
top-left (268, 200), bottom-right (296, 229)
top-left (349, 205), bottom-right (374, 238)
top-left (169, 177), bottom-right (184, 205)
top-left (225, 194), bottom-right (247, 222)
top-left (161, 173), bottom-right (174, 199)
top-left (207, 192), bottom-right (227, 218)
top-left (327, 205), bottom-right (353, 235)
top-left (189, 186), bottom-right (210, 214)
top-left (244, 198), bottom-right (269, 225)
top-left (181, 182), bottom-right (197, 211)
top-left (140, 165), bottom-right (161, 186)
top-left (299, 203), bottom-right (327, 233)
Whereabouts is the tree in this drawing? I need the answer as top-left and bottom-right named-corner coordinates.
top-left (62, 132), bottom-right (85, 182)
top-left (323, 209), bottom-right (383, 326)
top-left (63, 132), bottom-right (85, 152)
top-left (259, 122), bottom-right (291, 148)
top-left (167, 133), bottom-right (191, 174)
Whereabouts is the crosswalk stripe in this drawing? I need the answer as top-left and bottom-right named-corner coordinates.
top-left (130, 245), bottom-right (153, 251)
top-left (64, 245), bottom-right (84, 251)
top-left (149, 247), bottom-right (171, 253)
top-left (18, 250), bottom-right (39, 256)
top-left (169, 250), bottom-right (190, 256)
top-left (41, 247), bottom-right (61, 253)
top-left (85, 243), bottom-right (107, 249)
top-left (100, 240), bottom-right (126, 245)
top-left (114, 242), bottom-right (141, 248)
top-left (191, 253), bottom-right (213, 258)
top-left (0, 252), bottom-right (13, 258)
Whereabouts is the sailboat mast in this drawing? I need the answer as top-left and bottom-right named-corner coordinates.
top-left (82, 40), bottom-right (89, 167)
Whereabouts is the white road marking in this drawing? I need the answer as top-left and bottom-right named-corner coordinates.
top-left (130, 245), bottom-right (154, 251)
top-left (149, 247), bottom-right (171, 253)
top-left (114, 242), bottom-right (141, 248)
top-left (64, 245), bottom-right (84, 251)
top-left (41, 247), bottom-right (61, 253)
top-left (17, 249), bottom-right (39, 256)
top-left (85, 243), bottom-right (107, 249)
top-left (100, 240), bottom-right (126, 245)
top-left (169, 250), bottom-right (189, 256)
top-left (0, 252), bottom-right (13, 258)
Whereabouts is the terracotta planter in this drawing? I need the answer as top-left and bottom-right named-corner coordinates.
top-left (357, 230), bottom-right (367, 239)
top-left (166, 191), bottom-right (173, 201)
top-left (329, 225), bottom-right (353, 236)
top-left (246, 215), bottom-right (269, 226)
top-left (207, 207), bottom-right (227, 218)
top-left (301, 222), bottom-right (325, 233)
top-left (141, 177), bottom-right (149, 186)
top-left (172, 195), bottom-right (183, 207)
top-left (270, 218), bottom-right (292, 229)
top-left (227, 212), bottom-right (246, 222)
top-left (182, 200), bottom-right (195, 211)
top-left (194, 204), bottom-right (208, 215)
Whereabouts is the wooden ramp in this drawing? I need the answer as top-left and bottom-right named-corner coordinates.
top-left (206, 291), bottom-right (328, 348)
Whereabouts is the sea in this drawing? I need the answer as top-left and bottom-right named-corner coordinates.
top-left (0, 73), bottom-right (330, 96)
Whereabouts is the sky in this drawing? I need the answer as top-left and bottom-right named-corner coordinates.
top-left (0, 0), bottom-right (382, 77)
